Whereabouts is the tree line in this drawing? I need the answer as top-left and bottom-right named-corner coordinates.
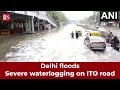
top-left (82, 11), bottom-right (120, 25)
top-left (46, 11), bottom-right (69, 25)
top-left (81, 11), bottom-right (100, 24)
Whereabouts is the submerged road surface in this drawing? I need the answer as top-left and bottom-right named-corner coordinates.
top-left (0, 24), bottom-right (120, 62)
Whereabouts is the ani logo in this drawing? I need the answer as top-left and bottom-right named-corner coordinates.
top-left (100, 11), bottom-right (119, 22)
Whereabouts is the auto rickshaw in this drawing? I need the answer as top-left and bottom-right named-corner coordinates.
top-left (89, 31), bottom-right (101, 36)
top-left (75, 30), bottom-right (82, 36)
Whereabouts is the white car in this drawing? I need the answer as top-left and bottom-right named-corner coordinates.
top-left (98, 28), bottom-right (107, 38)
top-left (84, 36), bottom-right (106, 51)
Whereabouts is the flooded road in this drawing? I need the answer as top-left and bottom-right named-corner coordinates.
top-left (0, 24), bottom-right (120, 62)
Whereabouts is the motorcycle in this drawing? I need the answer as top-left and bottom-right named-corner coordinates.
top-left (106, 36), bottom-right (112, 43)
top-left (111, 41), bottom-right (120, 51)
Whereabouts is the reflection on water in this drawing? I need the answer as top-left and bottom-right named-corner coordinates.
top-left (0, 30), bottom-right (56, 61)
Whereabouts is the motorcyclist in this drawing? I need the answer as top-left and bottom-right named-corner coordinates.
top-left (106, 32), bottom-right (114, 43)
top-left (111, 36), bottom-right (120, 50)
top-left (108, 32), bottom-right (114, 38)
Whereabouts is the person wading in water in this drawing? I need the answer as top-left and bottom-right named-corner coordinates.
top-left (75, 31), bottom-right (79, 39)
top-left (70, 31), bottom-right (74, 39)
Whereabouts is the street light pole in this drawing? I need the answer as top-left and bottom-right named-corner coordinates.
top-left (94, 11), bottom-right (97, 28)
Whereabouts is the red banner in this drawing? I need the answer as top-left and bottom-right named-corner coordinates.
top-left (0, 62), bottom-right (120, 79)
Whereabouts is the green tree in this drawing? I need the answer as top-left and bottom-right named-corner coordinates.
top-left (82, 11), bottom-right (100, 24)
top-left (46, 11), bottom-right (69, 25)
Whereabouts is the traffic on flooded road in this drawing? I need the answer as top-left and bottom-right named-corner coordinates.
top-left (0, 24), bottom-right (119, 62)
top-left (0, 11), bottom-right (120, 62)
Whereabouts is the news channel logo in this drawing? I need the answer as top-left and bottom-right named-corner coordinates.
top-left (2, 12), bottom-right (11, 22)
top-left (100, 11), bottom-right (119, 22)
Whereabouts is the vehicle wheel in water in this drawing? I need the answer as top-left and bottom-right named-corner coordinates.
top-left (116, 48), bottom-right (119, 51)
top-left (103, 49), bottom-right (106, 51)
top-left (88, 45), bottom-right (91, 49)
top-left (111, 45), bottom-right (113, 47)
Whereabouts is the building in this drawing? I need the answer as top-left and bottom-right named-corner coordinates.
top-left (0, 11), bottom-right (57, 35)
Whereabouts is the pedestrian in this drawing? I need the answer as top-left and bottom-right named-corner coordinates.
top-left (70, 31), bottom-right (74, 39)
top-left (96, 26), bottom-right (99, 30)
top-left (75, 31), bottom-right (79, 39)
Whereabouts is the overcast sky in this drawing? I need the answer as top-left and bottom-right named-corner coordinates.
top-left (62, 11), bottom-right (94, 21)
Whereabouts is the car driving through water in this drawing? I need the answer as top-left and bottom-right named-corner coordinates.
top-left (84, 36), bottom-right (106, 51)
